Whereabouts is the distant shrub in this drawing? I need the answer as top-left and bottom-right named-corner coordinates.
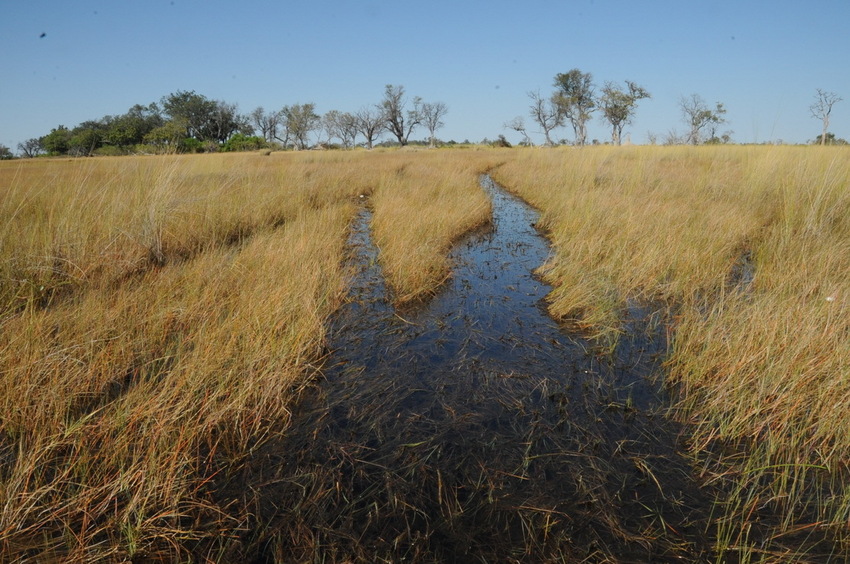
top-left (132, 143), bottom-right (160, 155)
top-left (182, 138), bottom-right (203, 153)
top-left (201, 140), bottom-right (220, 153)
top-left (223, 134), bottom-right (266, 152)
top-left (93, 145), bottom-right (127, 157)
top-left (491, 135), bottom-right (512, 148)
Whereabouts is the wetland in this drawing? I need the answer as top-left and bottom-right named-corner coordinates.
top-left (251, 176), bottom-right (711, 562)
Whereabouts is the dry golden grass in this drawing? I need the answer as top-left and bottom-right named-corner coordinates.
top-left (0, 149), bottom-right (503, 561)
top-left (1, 146), bottom-right (848, 560)
top-left (492, 145), bottom-right (850, 558)
top-left (0, 152), bottom-right (367, 560)
top-left (490, 147), bottom-right (768, 337)
top-left (368, 150), bottom-right (502, 303)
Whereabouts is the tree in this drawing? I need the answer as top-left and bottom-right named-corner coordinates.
top-left (104, 104), bottom-right (162, 148)
top-left (320, 110), bottom-right (342, 146)
top-left (322, 110), bottom-right (358, 148)
top-left (0, 144), bottom-right (13, 160)
top-left (380, 84), bottom-right (422, 146)
top-left (528, 90), bottom-right (563, 146)
top-left (505, 116), bottom-right (533, 146)
top-left (813, 132), bottom-right (848, 145)
top-left (161, 90), bottom-right (218, 140)
top-left (17, 138), bottom-right (43, 158)
top-left (201, 101), bottom-right (246, 143)
top-left (282, 103), bottom-right (320, 150)
top-left (705, 104), bottom-right (730, 143)
top-left (337, 112), bottom-right (359, 149)
top-left (41, 126), bottom-right (72, 155)
top-left (599, 81), bottom-right (650, 145)
top-left (143, 121), bottom-right (188, 153)
top-left (251, 106), bottom-right (282, 144)
top-left (69, 123), bottom-right (105, 156)
top-left (355, 106), bottom-right (385, 149)
top-left (492, 134), bottom-right (512, 148)
top-left (223, 133), bottom-right (265, 152)
top-left (810, 89), bottom-right (842, 146)
top-left (679, 94), bottom-right (726, 145)
top-left (420, 101), bottom-right (448, 148)
top-left (553, 69), bottom-right (595, 146)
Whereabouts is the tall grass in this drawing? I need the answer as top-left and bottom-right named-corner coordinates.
top-left (0, 149), bottom-right (505, 560)
top-left (0, 153), bottom-right (373, 560)
top-left (2, 146), bottom-right (847, 560)
top-left (368, 150), bottom-right (502, 303)
top-left (492, 145), bottom-right (850, 559)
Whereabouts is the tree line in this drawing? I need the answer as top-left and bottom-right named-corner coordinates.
top-left (506, 69), bottom-right (844, 147)
top-left (1, 78), bottom-right (843, 159)
top-left (9, 84), bottom-right (448, 158)
top-left (508, 68), bottom-right (728, 146)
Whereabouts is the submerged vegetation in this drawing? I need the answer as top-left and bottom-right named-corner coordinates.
top-left (0, 146), bottom-right (848, 561)
top-left (492, 145), bottom-right (850, 560)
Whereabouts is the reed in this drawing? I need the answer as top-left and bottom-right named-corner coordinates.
top-left (0, 153), bottom-right (369, 560)
top-left (491, 145), bottom-right (850, 559)
top-left (368, 150), bottom-right (501, 303)
top-left (2, 146), bottom-right (847, 559)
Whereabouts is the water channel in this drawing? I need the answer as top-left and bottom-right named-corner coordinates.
top-left (252, 176), bottom-right (710, 562)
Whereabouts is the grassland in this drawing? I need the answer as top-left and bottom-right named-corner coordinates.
top-left (491, 145), bottom-right (850, 560)
top-left (0, 149), bottom-right (502, 561)
top-left (0, 146), bottom-right (848, 561)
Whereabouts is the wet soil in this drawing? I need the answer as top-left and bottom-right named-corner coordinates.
top-left (248, 176), bottom-right (712, 562)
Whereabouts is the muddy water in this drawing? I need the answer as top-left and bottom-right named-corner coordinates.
top-left (255, 176), bottom-right (710, 562)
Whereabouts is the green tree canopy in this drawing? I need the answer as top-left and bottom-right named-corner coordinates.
top-left (553, 69), bottom-right (595, 146)
top-left (599, 81), bottom-right (650, 145)
top-left (161, 90), bottom-right (218, 140)
top-left (283, 103), bottom-right (320, 150)
top-left (69, 123), bottom-right (105, 156)
top-left (143, 120), bottom-right (190, 153)
top-left (161, 91), bottom-right (243, 143)
top-left (40, 126), bottom-right (72, 155)
top-left (104, 104), bottom-right (162, 147)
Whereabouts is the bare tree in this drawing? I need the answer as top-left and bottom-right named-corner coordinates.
top-left (599, 81), bottom-right (650, 145)
top-left (251, 106), bottom-right (282, 143)
top-left (321, 110), bottom-right (342, 146)
top-left (553, 69), bottom-right (595, 146)
top-left (322, 110), bottom-right (358, 148)
top-left (17, 138), bottom-right (43, 158)
top-left (380, 84), bottom-right (422, 146)
top-left (420, 101), bottom-right (448, 148)
top-left (505, 116), bottom-right (533, 146)
top-left (528, 90), bottom-right (563, 146)
top-left (355, 106), bottom-right (385, 149)
top-left (663, 129), bottom-right (685, 145)
top-left (810, 89), bottom-right (842, 146)
top-left (679, 94), bottom-right (726, 145)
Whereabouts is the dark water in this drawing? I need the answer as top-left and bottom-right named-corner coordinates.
top-left (249, 176), bottom-right (710, 562)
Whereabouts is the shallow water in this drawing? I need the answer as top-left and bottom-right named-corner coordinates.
top-left (251, 176), bottom-right (710, 562)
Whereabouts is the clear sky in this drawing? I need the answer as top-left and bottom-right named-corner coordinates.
top-left (2, 0), bottom-right (849, 150)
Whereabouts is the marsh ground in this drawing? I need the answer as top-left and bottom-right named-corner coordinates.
top-left (0, 147), bottom-right (847, 562)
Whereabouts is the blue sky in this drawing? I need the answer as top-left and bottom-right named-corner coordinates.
top-left (2, 0), bottom-right (849, 149)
